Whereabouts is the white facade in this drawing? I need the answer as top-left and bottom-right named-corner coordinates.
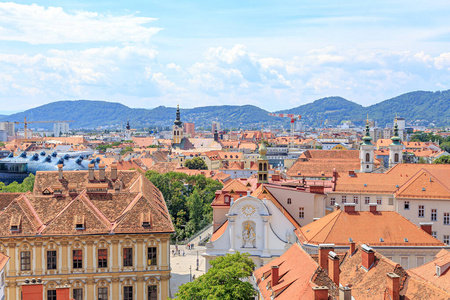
top-left (53, 122), bottom-right (69, 137)
top-left (360, 144), bottom-right (375, 172)
top-left (204, 195), bottom-right (297, 270)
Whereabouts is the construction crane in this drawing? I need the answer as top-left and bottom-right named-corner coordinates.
top-left (13, 117), bottom-right (74, 140)
top-left (268, 113), bottom-right (301, 148)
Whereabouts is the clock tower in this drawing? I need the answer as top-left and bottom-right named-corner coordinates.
top-left (172, 105), bottom-right (184, 144)
top-left (360, 117), bottom-right (375, 173)
top-left (257, 142), bottom-right (269, 185)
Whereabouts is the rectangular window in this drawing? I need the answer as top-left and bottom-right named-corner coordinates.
top-left (444, 235), bottom-right (449, 245)
top-left (388, 197), bottom-right (394, 205)
top-left (47, 250), bottom-right (57, 270)
top-left (364, 196), bottom-right (370, 204)
top-left (377, 197), bottom-right (382, 205)
top-left (98, 287), bottom-right (108, 300)
top-left (98, 249), bottom-right (108, 268)
top-left (404, 201), bottom-right (410, 210)
top-left (416, 257), bottom-right (425, 267)
top-left (20, 251), bottom-right (31, 271)
top-left (444, 213), bottom-right (450, 225)
top-left (330, 198), bottom-right (335, 206)
top-left (419, 205), bottom-right (424, 218)
top-left (432, 231), bottom-right (437, 238)
top-left (299, 207), bottom-right (305, 219)
top-left (47, 290), bottom-right (57, 300)
top-left (431, 209), bottom-right (437, 221)
top-left (124, 286), bottom-right (133, 300)
top-left (147, 247), bottom-right (157, 266)
top-left (400, 257), bottom-right (409, 269)
top-left (148, 285), bottom-right (157, 300)
top-left (353, 196), bottom-right (358, 204)
top-left (73, 288), bottom-right (83, 300)
top-left (341, 196), bottom-right (347, 204)
top-left (73, 250), bottom-right (83, 269)
top-left (123, 248), bottom-right (133, 267)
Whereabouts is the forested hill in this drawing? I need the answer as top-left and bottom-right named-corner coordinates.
top-left (1, 90), bottom-right (449, 129)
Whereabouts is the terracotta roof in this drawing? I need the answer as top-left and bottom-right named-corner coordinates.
top-left (0, 193), bottom-right (22, 210)
top-left (211, 220), bottom-right (227, 242)
top-left (395, 168), bottom-right (450, 199)
top-left (0, 252), bottom-right (10, 271)
top-left (254, 243), bottom-right (338, 300)
top-left (298, 210), bottom-right (445, 247)
top-left (0, 170), bottom-right (174, 237)
top-left (148, 162), bottom-right (179, 174)
top-left (408, 249), bottom-right (450, 293)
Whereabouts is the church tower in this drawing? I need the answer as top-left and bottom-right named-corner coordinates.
top-left (360, 117), bottom-right (375, 173)
top-left (172, 105), bottom-right (184, 144)
top-left (389, 118), bottom-right (403, 168)
top-left (125, 119), bottom-right (131, 140)
top-left (257, 142), bottom-right (269, 185)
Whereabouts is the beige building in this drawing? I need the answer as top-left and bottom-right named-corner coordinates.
top-left (0, 164), bottom-right (174, 300)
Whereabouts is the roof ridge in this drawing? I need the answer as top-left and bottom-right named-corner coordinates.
top-left (79, 194), bottom-right (112, 229)
top-left (15, 194), bottom-right (44, 232)
top-left (111, 191), bottom-right (143, 231)
top-left (303, 210), bottom-right (340, 244)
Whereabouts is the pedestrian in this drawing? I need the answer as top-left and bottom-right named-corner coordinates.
top-left (183, 250), bottom-right (185, 256)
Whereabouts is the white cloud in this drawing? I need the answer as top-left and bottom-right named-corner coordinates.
top-left (0, 2), bottom-right (160, 44)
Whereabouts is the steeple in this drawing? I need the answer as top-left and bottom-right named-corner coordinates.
top-left (174, 105), bottom-right (182, 126)
top-left (389, 116), bottom-right (403, 168)
top-left (360, 115), bottom-right (374, 173)
top-left (126, 119), bottom-right (130, 130)
top-left (257, 142), bottom-right (269, 185)
top-left (361, 115), bottom-right (372, 146)
top-left (390, 116), bottom-right (401, 146)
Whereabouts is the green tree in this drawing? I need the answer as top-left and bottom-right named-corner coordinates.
top-left (0, 173), bottom-right (35, 193)
top-left (185, 157), bottom-right (208, 170)
top-left (173, 252), bottom-right (256, 300)
top-left (433, 155), bottom-right (450, 164)
top-left (440, 142), bottom-right (450, 153)
top-left (120, 146), bottom-right (133, 155)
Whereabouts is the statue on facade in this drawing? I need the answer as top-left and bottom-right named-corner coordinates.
top-left (242, 222), bottom-right (256, 248)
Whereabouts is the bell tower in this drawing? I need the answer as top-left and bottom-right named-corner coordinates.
top-left (172, 105), bottom-right (184, 144)
top-left (389, 117), bottom-right (403, 168)
top-left (360, 116), bottom-right (374, 173)
top-left (257, 142), bottom-right (269, 185)
top-left (125, 119), bottom-right (131, 140)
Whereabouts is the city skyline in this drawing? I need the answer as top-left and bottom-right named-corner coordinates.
top-left (0, 0), bottom-right (449, 112)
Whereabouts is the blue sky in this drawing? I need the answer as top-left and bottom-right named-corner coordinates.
top-left (0, 0), bottom-right (449, 113)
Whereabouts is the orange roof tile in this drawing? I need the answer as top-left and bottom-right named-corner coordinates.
top-left (298, 210), bottom-right (444, 247)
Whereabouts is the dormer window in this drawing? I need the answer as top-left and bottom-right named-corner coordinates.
top-left (224, 195), bottom-right (230, 204)
top-left (42, 187), bottom-right (53, 195)
top-left (141, 212), bottom-right (151, 228)
top-left (74, 215), bottom-right (85, 230)
top-left (10, 214), bottom-right (21, 232)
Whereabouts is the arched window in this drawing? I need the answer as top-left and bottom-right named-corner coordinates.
top-left (365, 153), bottom-right (370, 162)
top-left (394, 153), bottom-right (399, 162)
top-left (287, 198), bottom-right (292, 204)
top-left (264, 163), bottom-right (267, 171)
top-left (258, 163), bottom-right (262, 171)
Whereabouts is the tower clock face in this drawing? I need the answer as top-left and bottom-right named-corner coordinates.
top-left (241, 204), bottom-right (256, 217)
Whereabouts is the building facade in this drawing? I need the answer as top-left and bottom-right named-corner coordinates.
top-left (0, 166), bottom-right (174, 300)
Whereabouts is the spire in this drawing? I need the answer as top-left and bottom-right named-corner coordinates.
top-left (361, 116), bottom-right (372, 145)
top-left (391, 116), bottom-right (401, 145)
top-left (126, 119), bottom-right (130, 130)
top-left (174, 105), bottom-right (182, 126)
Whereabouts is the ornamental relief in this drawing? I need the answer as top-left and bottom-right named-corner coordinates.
top-left (72, 280), bottom-right (83, 288)
top-left (123, 239), bottom-right (133, 247)
top-left (242, 221), bottom-right (256, 248)
top-left (20, 243), bottom-right (31, 251)
top-left (147, 239), bottom-right (156, 246)
top-left (98, 240), bottom-right (108, 248)
top-left (240, 204), bottom-right (257, 217)
top-left (73, 241), bottom-right (82, 249)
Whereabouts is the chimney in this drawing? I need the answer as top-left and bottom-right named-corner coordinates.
top-left (111, 163), bottom-right (118, 181)
top-left (343, 203), bottom-right (355, 213)
top-left (318, 244), bottom-right (335, 272)
top-left (419, 222), bottom-right (432, 235)
top-left (58, 164), bottom-right (63, 181)
top-left (349, 241), bottom-right (356, 257)
top-left (328, 251), bottom-right (340, 286)
top-left (22, 278), bottom-right (43, 300)
top-left (312, 286), bottom-right (329, 300)
top-left (339, 286), bottom-right (352, 300)
top-left (56, 284), bottom-right (71, 300)
top-left (369, 203), bottom-right (377, 213)
top-left (271, 265), bottom-right (279, 286)
top-left (99, 164), bottom-right (105, 181)
top-left (361, 244), bottom-right (375, 270)
top-left (88, 163), bottom-right (95, 181)
top-left (386, 273), bottom-right (400, 300)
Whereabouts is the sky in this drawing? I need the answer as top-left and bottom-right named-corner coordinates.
top-left (0, 0), bottom-right (449, 113)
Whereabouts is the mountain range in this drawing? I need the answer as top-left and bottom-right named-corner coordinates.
top-left (1, 90), bottom-right (449, 130)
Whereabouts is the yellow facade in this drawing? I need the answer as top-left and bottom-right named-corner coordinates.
top-left (2, 233), bottom-right (171, 300)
